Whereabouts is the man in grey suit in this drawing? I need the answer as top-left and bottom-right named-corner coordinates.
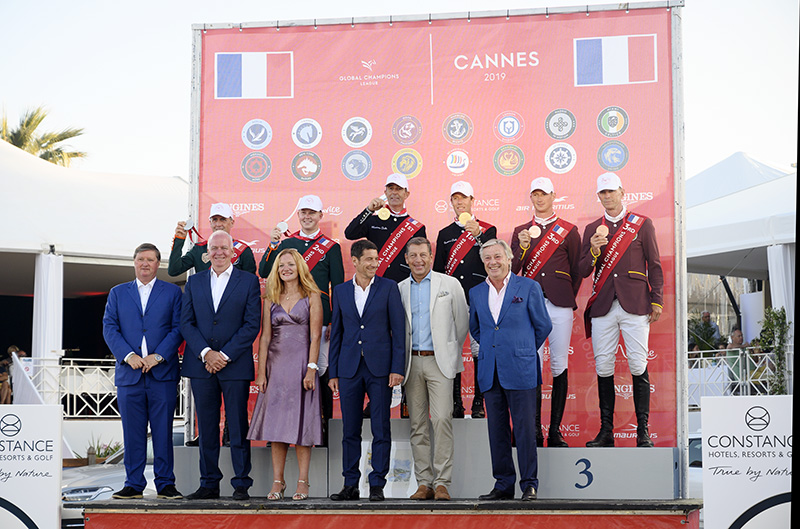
top-left (399, 237), bottom-right (469, 501)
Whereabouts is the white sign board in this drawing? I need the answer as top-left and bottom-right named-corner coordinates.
top-left (0, 405), bottom-right (62, 529)
top-left (702, 396), bottom-right (792, 528)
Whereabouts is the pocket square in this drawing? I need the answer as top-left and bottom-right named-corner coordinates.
top-left (438, 291), bottom-right (449, 297)
top-left (512, 296), bottom-right (524, 304)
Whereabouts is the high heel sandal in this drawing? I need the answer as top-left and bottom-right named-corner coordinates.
top-left (292, 480), bottom-right (309, 501)
top-left (267, 480), bottom-right (286, 500)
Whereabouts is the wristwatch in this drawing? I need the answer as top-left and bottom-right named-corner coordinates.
top-left (154, 354), bottom-right (164, 364)
top-left (307, 362), bottom-right (319, 370)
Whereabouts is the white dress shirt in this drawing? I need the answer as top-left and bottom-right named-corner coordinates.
top-left (123, 278), bottom-right (156, 363)
top-left (353, 275), bottom-right (375, 317)
top-left (202, 265), bottom-right (233, 362)
top-left (487, 272), bottom-right (511, 324)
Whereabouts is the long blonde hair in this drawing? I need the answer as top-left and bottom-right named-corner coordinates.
top-left (264, 248), bottom-right (321, 303)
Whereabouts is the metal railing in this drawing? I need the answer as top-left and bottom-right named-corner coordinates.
top-left (687, 346), bottom-right (794, 408)
top-left (16, 357), bottom-right (186, 419)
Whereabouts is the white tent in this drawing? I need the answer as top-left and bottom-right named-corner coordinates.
top-left (686, 152), bottom-right (796, 339)
top-left (1, 139), bottom-right (188, 361)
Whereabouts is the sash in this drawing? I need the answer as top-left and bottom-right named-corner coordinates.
top-left (522, 219), bottom-right (575, 279)
top-left (232, 239), bottom-right (248, 263)
top-left (301, 235), bottom-right (335, 270)
top-left (444, 220), bottom-right (494, 276)
top-left (583, 213), bottom-right (645, 337)
top-left (377, 217), bottom-right (423, 276)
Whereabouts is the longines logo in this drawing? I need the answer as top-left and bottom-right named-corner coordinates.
top-left (595, 192), bottom-right (654, 204)
top-left (453, 51), bottom-right (540, 70)
top-left (230, 203), bottom-right (265, 216)
top-left (338, 59), bottom-right (400, 86)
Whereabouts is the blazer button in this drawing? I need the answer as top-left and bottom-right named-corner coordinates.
top-left (541, 273), bottom-right (545, 276)
top-left (360, 325), bottom-right (364, 329)
top-left (213, 321), bottom-right (218, 325)
top-left (358, 340), bottom-right (362, 344)
top-left (495, 326), bottom-right (499, 330)
top-left (613, 273), bottom-right (618, 277)
top-left (459, 275), bottom-right (464, 279)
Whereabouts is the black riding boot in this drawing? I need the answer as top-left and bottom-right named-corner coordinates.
top-left (633, 369), bottom-right (654, 447)
top-left (470, 357), bottom-right (485, 418)
top-left (547, 370), bottom-right (569, 447)
top-left (452, 372), bottom-right (465, 418)
top-left (586, 375), bottom-right (615, 447)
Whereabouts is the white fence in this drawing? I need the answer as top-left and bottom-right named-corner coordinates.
top-left (687, 346), bottom-right (794, 408)
top-left (15, 357), bottom-right (186, 419)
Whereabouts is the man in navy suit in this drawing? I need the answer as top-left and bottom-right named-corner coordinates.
top-left (180, 230), bottom-right (261, 501)
top-left (469, 239), bottom-right (552, 501)
top-left (328, 239), bottom-right (405, 502)
top-left (103, 243), bottom-right (183, 500)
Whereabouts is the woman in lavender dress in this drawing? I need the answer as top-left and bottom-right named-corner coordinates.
top-left (248, 249), bottom-right (323, 500)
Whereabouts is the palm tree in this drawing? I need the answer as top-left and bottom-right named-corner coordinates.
top-left (1, 106), bottom-right (86, 167)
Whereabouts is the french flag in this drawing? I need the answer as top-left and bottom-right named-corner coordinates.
top-left (320, 237), bottom-right (332, 248)
top-left (574, 34), bottom-right (657, 87)
top-left (627, 213), bottom-right (643, 225)
top-left (552, 224), bottom-right (567, 237)
top-left (216, 52), bottom-right (294, 99)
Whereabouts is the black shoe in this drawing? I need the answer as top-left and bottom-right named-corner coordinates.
top-left (585, 429), bottom-right (615, 447)
top-left (478, 488), bottom-right (514, 500)
top-left (185, 437), bottom-right (199, 447)
top-left (232, 486), bottom-right (250, 500)
top-left (362, 406), bottom-right (371, 418)
top-left (330, 485), bottom-right (359, 501)
top-left (369, 486), bottom-right (385, 502)
top-left (470, 397), bottom-right (485, 418)
top-left (521, 486), bottom-right (537, 501)
top-left (547, 432), bottom-right (569, 447)
top-left (157, 484), bottom-right (183, 499)
top-left (184, 486), bottom-right (220, 500)
top-left (453, 403), bottom-right (465, 419)
top-left (112, 486), bottom-right (143, 499)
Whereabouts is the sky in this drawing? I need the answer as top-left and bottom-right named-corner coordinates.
top-left (0, 0), bottom-right (797, 180)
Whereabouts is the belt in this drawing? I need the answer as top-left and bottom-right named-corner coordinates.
top-left (412, 350), bottom-right (435, 357)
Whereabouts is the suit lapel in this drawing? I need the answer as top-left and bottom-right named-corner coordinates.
top-left (144, 280), bottom-right (165, 316)
top-left (400, 280), bottom-right (412, 323)
top-left (125, 281), bottom-right (142, 315)
top-left (429, 272), bottom-right (441, 313)
top-left (361, 276), bottom-right (380, 317)
top-left (496, 274), bottom-right (520, 325)
top-left (216, 268), bottom-right (240, 313)
top-left (195, 270), bottom-right (214, 312)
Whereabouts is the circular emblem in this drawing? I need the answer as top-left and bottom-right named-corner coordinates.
top-left (391, 148), bottom-right (423, 179)
top-left (493, 145), bottom-right (525, 176)
top-left (597, 140), bottom-right (629, 171)
top-left (597, 106), bottom-right (629, 137)
top-left (0, 414), bottom-right (21, 436)
top-left (240, 152), bottom-right (272, 182)
top-left (377, 208), bottom-right (391, 221)
top-left (342, 117), bottom-right (373, 148)
top-left (241, 119), bottom-right (273, 150)
top-left (391, 115), bottom-right (423, 145)
top-left (341, 150), bottom-right (372, 181)
top-left (544, 142), bottom-right (577, 174)
top-left (493, 111), bottom-right (525, 142)
top-left (291, 118), bottom-right (322, 149)
top-left (445, 149), bottom-right (470, 175)
top-left (291, 151), bottom-right (322, 182)
top-left (201, 252), bottom-right (210, 263)
top-left (434, 200), bottom-right (449, 213)
top-left (745, 406), bottom-right (770, 431)
top-left (545, 109), bottom-right (577, 140)
top-left (442, 113), bottom-right (474, 145)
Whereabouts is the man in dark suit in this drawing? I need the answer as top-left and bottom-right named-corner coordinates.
top-left (180, 230), bottom-right (261, 500)
top-left (103, 243), bottom-right (183, 500)
top-left (328, 239), bottom-right (405, 502)
top-left (580, 172), bottom-right (663, 448)
top-left (469, 239), bottom-right (552, 501)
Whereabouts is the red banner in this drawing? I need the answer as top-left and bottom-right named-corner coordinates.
top-left (196, 8), bottom-right (677, 446)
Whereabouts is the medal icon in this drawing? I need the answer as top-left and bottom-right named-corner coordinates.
top-left (458, 212), bottom-right (472, 225)
top-left (377, 208), bottom-right (391, 221)
top-left (596, 225), bottom-right (609, 237)
top-left (528, 225), bottom-right (542, 238)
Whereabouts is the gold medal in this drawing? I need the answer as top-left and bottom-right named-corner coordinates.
top-left (458, 212), bottom-right (472, 225)
top-left (528, 225), bottom-right (542, 238)
top-left (377, 208), bottom-right (391, 221)
top-left (596, 225), bottom-right (609, 237)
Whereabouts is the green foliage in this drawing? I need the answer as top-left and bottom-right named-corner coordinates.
top-left (1, 106), bottom-right (86, 167)
top-left (86, 435), bottom-right (122, 458)
top-left (688, 315), bottom-right (719, 351)
top-left (759, 307), bottom-right (790, 395)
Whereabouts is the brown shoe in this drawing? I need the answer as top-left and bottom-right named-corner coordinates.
top-left (434, 485), bottom-right (451, 501)
top-left (410, 485), bottom-right (434, 500)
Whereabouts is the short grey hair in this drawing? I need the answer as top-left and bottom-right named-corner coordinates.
top-left (406, 236), bottom-right (432, 253)
top-left (479, 238), bottom-right (513, 260)
top-left (208, 230), bottom-right (233, 247)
